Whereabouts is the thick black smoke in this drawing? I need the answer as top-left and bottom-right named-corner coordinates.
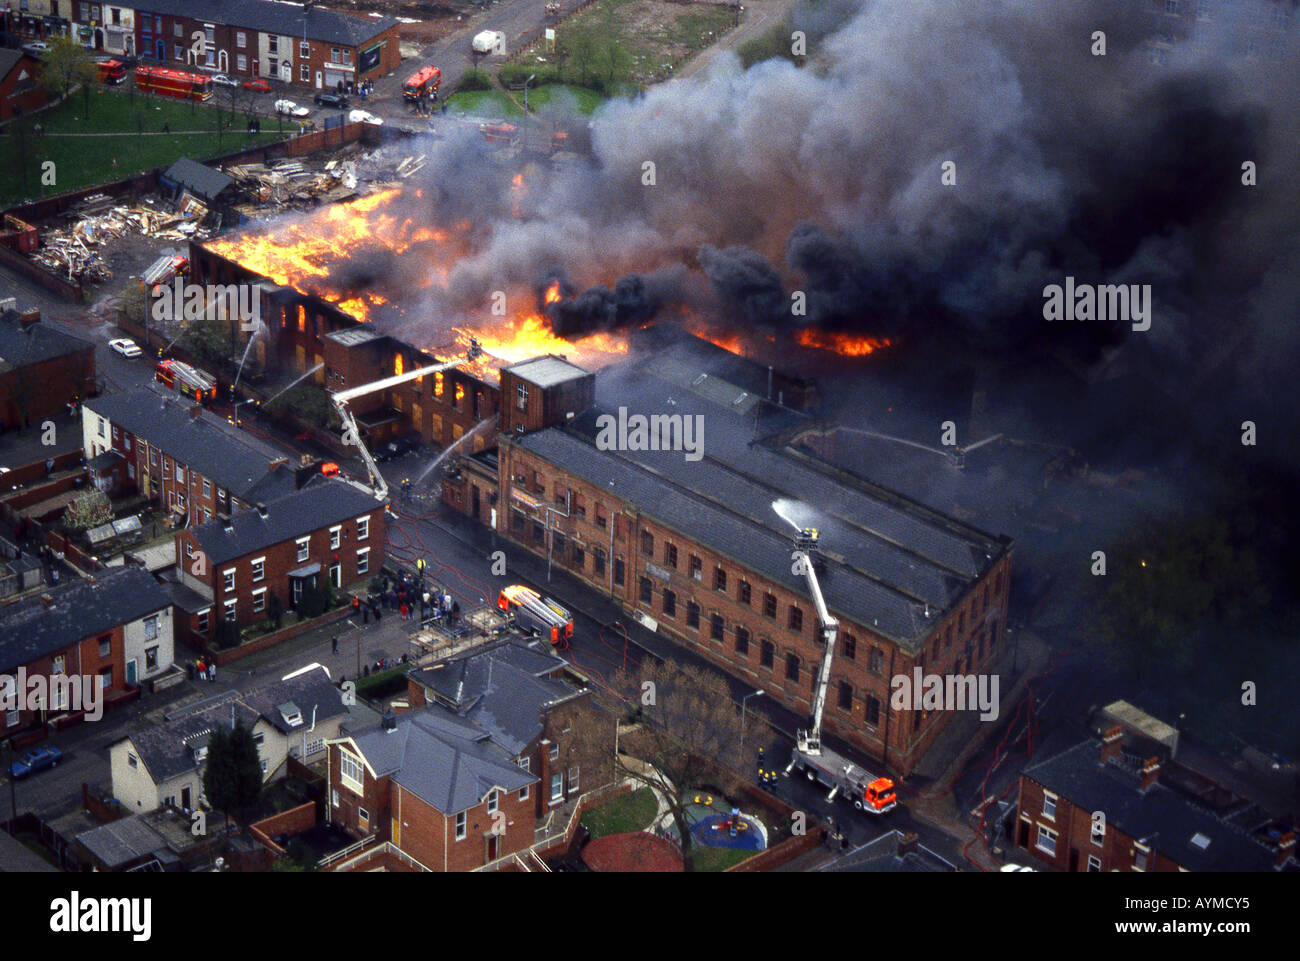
top-left (548, 268), bottom-right (685, 337)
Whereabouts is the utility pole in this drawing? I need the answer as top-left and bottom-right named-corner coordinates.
top-left (5, 740), bottom-right (17, 835)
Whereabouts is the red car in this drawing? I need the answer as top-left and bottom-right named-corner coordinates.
top-left (243, 78), bottom-right (272, 92)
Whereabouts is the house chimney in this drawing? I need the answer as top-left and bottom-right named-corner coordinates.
top-left (255, 502), bottom-right (268, 518)
top-left (1276, 831), bottom-right (1295, 869)
top-left (268, 457), bottom-right (289, 472)
top-left (39, 593), bottom-right (55, 607)
top-left (1100, 725), bottom-right (1123, 764)
top-left (18, 308), bottom-right (41, 331)
top-left (85, 574), bottom-right (97, 588)
top-left (381, 711), bottom-right (397, 732)
top-left (897, 831), bottom-right (919, 857)
top-left (1139, 756), bottom-right (1160, 793)
top-left (188, 404), bottom-right (203, 420)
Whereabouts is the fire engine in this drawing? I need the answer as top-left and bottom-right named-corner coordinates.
top-left (134, 66), bottom-right (214, 102)
top-left (498, 585), bottom-right (573, 648)
top-left (155, 359), bottom-right (217, 402)
top-left (784, 526), bottom-right (898, 815)
top-left (95, 59), bottom-right (127, 84)
top-left (402, 64), bottom-right (441, 102)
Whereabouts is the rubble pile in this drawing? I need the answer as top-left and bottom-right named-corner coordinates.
top-left (226, 157), bottom-right (361, 214)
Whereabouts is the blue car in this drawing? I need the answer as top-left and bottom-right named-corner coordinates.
top-left (10, 746), bottom-right (62, 779)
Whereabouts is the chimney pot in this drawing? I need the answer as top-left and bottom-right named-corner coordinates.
top-left (268, 457), bottom-right (289, 472)
top-left (1140, 756), bottom-right (1160, 792)
top-left (897, 831), bottom-right (919, 857)
top-left (1276, 831), bottom-right (1295, 869)
top-left (1100, 725), bottom-right (1124, 764)
top-left (39, 593), bottom-right (55, 607)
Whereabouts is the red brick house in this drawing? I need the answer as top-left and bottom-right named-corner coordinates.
top-left (0, 48), bottom-right (48, 121)
top-left (1016, 727), bottom-right (1297, 872)
top-left (174, 477), bottom-right (385, 633)
top-left (0, 307), bottom-right (94, 430)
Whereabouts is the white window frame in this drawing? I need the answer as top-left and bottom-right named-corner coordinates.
top-left (252, 587), bottom-right (266, 613)
top-left (296, 536), bottom-right (310, 563)
top-left (223, 599), bottom-right (237, 622)
top-left (568, 766), bottom-right (579, 792)
top-left (250, 556), bottom-right (265, 583)
top-left (236, 31), bottom-right (246, 48)
top-left (340, 749), bottom-right (364, 794)
top-left (144, 614), bottom-right (159, 641)
top-left (222, 568), bottom-right (235, 592)
top-left (1087, 854), bottom-right (1101, 872)
top-left (550, 772), bottom-right (563, 803)
top-left (330, 525), bottom-right (341, 549)
top-left (1042, 792), bottom-right (1057, 821)
top-left (300, 40), bottom-right (310, 58)
top-left (356, 515), bottom-right (369, 541)
top-left (1035, 824), bottom-right (1058, 857)
top-left (548, 742), bottom-right (559, 762)
top-left (455, 811), bottom-right (466, 841)
top-left (356, 547), bottom-right (370, 575)
top-left (486, 789), bottom-right (498, 815)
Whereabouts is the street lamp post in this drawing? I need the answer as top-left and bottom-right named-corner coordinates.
top-left (524, 73), bottom-right (535, 112)
top-left (740, 689), bottom-right (765, 756)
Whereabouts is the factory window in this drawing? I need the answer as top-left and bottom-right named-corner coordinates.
top-left (838, 681), bottom-right (853, 711)
top-left (572, 545), bottom-right (584, 569)
top-left (532, 471), bottom-right (544, 494)
top-left (842, 634), bottom-right (856, 660)
top-left (614, 558), bottom-right (625, 586)
top-left (714, 567), bottom-right (727, 592)
top-left (552, 532), bottom-right (566, 561)
top-left (662, 590), bottom-right (676, 618)
top-left (641, 531), bottom-right (654, 556)
top-left (572, 494), bottom-right (585, 519)
top-left (553, 484), bottom-right (566, 506)
top-left (943, 628), bottom-right (952, 651)
top-left (435, 371), bottom-right (444, 398)
top-left (454, 383), bottom-right (465, 409)
top-left (738, 581), bottom-right (751, 606)
top-left (710, 613), bottom-right (725, 642)
top-left (516, 382), bottom-right (528, 411)
top-left (593, 550), bottom-right (605, 578)
top-left (734, 626), bottom-right (750, 655)
top-left (665, 543), bottom-right (677, 568)
top-left (639, 577), bottom-right (653, 604)
top-left (512, 509), bottom-right (525, 534)
top-left (595, 504), bottom-right (607, 529)
top-left (865, 696), bottom-right (880, 726)
top-left (689, 555), bottom-right (702, 580)
top-left (763, 593), bottom-right (777, 618)
top-left (788, 605), bottom-right (803, 633)
top-left (532, 521), bottom-right (544, 545)
top-left (759, 639), bottom-right (774, 668)
top-left (785, 654), bottom-right (800, 682)
top-left (686, 602), bottom-right (700, 629)
top-left (869, 648), bottom-right (883, 674)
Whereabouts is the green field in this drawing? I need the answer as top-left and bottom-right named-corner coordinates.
top-left (1, 86), bottom-right (286, 207)
top-left (518, 84), bottom-right (606, 116)
top-left (445, 88), bottom-right (524, 118)
top-left (580, 787), bottom-right (658, 838)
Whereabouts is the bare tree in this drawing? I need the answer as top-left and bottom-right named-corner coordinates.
top-left (579, 658), bottom-right (759, 871)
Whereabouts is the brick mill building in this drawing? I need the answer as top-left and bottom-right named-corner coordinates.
top-left (443, 339), bottom-right (1013, 778)
top-left (1016, 727), bottom-right (1298, 872)
top-left (125, 0), bottom-right (401, 91)
top-left (174, 476), bottom-right (385, 631)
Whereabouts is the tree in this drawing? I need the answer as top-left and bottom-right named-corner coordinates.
top-left (266, 589), bottom-right (283, 629)
top-left (214, 619), bottom-right (242, 649)
top-left (39, 37), bottom-right (96, 107)
top-left (202, 721), bottom-right (264, 830)
top-left (266, 383), bottom-right (342, 433)
top-left (176, 316), bottom-right (240, 374)
top-left (578, 659), bottom-right (755, 871)
top-left (566, 31), bottom-right (598, 87)
top-left (63, 489), bottom-right (113, 531)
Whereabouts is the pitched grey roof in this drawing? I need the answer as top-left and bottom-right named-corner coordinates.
top-left (1024, 740), bottom-right (1288, 872)
top-left (350, 708), bottom-right (535, 815)
top-left (124, 702), bottom-right (261, 784)
top-left (134, 0), bottom-right (399, 47)
top-left (75, 816), bottom-right (169, 869)
top-left (83, 387), bottom-right (297, 502)
top-left (242, 665), bottom-right (348, 734)
top-left (0, 567), bottom-right (170, 673)
top-left (411, 640), bottom-right (574, 755)
top-left (0, 310), bottom-right (94, 372)
top-left (189, 478), bottom-right (382, 566)
top-left (163, 157), bottom-right (233, 203)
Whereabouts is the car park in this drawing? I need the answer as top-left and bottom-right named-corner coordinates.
top-left (10, 747), bottom-right (62, 779)
top-left (243, 78), bottom-right (272, 92)
top-left (109, 338), bottom-right (143, 358)
top-left (314, 91), bottom-right (349, 108)
top-left (274, 99), bottom-right (311, 117)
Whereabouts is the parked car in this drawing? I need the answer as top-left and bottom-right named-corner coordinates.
top-left (243, 78), bottom-right (272, 93)
top-left (274, 99), bottom-right (311, 117)
top-left (347, 109), bottom-right (383, 126)
top-left (109, 338), bottom-right (142, 358)
top-left (314, 91), bottom-right (349, 108)
top-left (374, 436), bottom-right (419, 462)
top-left (211, 74), bottom-right (238, 87)
top-left (10, 747), bottom-right (62, 779)
top-left (21, 41), bottom-right (51, 59)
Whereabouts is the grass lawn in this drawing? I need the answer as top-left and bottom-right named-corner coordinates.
top-left (581, 787), bottom-right (658, 838)
top-left (445, 89), bottom-right (523, 118)
top-left (521, 84), bottom-right (607, 116)
top-left (1, 86), bottom-right (286, 207)
top-left (692, 845), bottom-right (756, 872)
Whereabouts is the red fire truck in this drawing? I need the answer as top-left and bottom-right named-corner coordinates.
top-left (135, 66), bottom-right (214, 102)
top-left (156, 359), bottom-right (217, 402)
top-left (95, 59), bottom-right (127, 84)
top-left (402, 65), bottom-right (441, 102)
top-left (498, 585), bottom-right (573, 648)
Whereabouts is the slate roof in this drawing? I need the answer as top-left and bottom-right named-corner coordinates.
top-left (241, 665), bottom-right (348, 734)
top-left (349, 707), bottom-right (535, 815)
top-left (0, 567), bottom-right (170, 673)
top-left (163, 158), bottom-right (233, 203)
top-left (123, 702), bottom-right (261, 784)
top-left (0, 49), bottom-right (26, 82)
top-left (83, 387), bottom-right (297, 502)
top-left (1024, 740), bottom-right (1288, 872)
top-left (821, 830), bottom-right (956, 873)
top-left (409, 639), bottom-right (575, 755)
top-left (0, 310), bottom-right (94, 373)
top-left (134, 0), bottom-right (399, 47)
top-left (188, 478), bottom-right (382, 566)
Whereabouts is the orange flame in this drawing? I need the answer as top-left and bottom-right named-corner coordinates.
top-left (543, 280), bottom-right (562, 306)
top-left (796, 329), bottom-right (892, 356)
